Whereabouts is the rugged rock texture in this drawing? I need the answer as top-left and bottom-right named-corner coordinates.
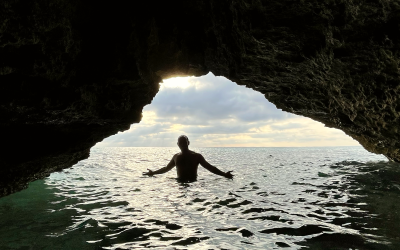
top-left (1, 0), bottom-right (400, 197)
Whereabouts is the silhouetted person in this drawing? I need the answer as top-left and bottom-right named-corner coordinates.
top-left (143, 135), bottom-right (233, 182)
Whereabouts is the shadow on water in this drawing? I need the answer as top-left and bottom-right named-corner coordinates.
top-left (297, 160), bottom-right (400, 250)
top-left (1, 155), bottom-right (400, 249)
top-left (0, 179), bottom-right (87, 249)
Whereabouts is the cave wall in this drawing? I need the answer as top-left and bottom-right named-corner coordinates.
top-left (1, 0), bottom-right (400, 197)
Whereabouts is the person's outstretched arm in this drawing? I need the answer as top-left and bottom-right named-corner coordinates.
top-left (143, 156), bottom-right (176, 176)
top-left (199, 154), bottom-right (233, 179)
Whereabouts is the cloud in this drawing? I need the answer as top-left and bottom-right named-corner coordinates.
top-left (95, 73), bottom-right (360, 147)
top-left (148, 73), bottom-right (294, 123)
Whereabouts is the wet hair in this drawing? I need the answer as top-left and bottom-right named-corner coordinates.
top-left (178, 135), bottom-right (189, 144)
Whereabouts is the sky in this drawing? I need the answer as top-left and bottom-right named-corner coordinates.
top-left (95, 72), bottom-right (360, 147)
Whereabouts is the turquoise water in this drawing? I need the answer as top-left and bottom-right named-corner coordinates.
top-left (0, 147), bottom-right (399, 249)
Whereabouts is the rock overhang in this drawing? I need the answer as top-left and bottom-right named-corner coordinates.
top-left (1, 0), bottom-right (399, 197)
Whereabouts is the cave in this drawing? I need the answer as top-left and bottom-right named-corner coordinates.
top-left (1, 0), bottom-right (400, 197)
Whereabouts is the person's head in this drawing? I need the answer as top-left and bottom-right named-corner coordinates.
top-left (177, 135), bottom-right (190, 151)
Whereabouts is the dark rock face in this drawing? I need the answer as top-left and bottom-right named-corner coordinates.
top-left (1, 0), bottom-right (400, 197)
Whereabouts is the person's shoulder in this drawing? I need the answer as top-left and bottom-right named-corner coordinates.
top-left (192, 152), bottom-right (204, 158)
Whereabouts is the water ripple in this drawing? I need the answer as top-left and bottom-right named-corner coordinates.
top-left (0, 147), bottom-right (399, 249)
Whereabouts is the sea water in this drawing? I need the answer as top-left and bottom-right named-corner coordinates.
top-left (0, 147), bottom-right (400, 250)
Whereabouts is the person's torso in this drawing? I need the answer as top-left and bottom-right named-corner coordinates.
top-left (175, 151), bottom-right (199, 181)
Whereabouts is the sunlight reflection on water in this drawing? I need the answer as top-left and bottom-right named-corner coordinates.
top-left (0, 147), bottom-right (399, 249)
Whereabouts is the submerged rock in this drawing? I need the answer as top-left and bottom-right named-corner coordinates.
top-left (1, 0), bottom-right (400, 197)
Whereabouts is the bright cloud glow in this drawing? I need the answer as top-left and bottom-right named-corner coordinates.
top-left (95, 73), bottom-right (360, 147)
top-left (161, 77), bottom-right (195, 89)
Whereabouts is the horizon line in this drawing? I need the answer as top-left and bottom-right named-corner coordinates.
top-left (94, 145), bottom-right (363, 148)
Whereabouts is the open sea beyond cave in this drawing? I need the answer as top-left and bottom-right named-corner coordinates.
top-left (1, 147), bottom-right (400, 250)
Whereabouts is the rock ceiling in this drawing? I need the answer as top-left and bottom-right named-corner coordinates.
top-left (1, 0), bottom-right (399, 197)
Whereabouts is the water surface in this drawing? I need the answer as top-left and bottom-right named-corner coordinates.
top-left (0, 147), bottom-right (399, 249)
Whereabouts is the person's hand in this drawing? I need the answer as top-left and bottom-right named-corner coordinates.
top-left (224, 171), bottom-right (234, 179)
top-left (142, 169), bottom-right (154, 176)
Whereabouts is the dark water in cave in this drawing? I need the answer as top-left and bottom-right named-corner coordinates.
top-left (0, 147), bottom-right (399, 249)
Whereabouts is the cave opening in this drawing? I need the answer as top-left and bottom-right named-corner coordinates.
top-left (0, 74), bottom-right (394, 250)
top-left (95, 72), bottom-right (359, 148)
